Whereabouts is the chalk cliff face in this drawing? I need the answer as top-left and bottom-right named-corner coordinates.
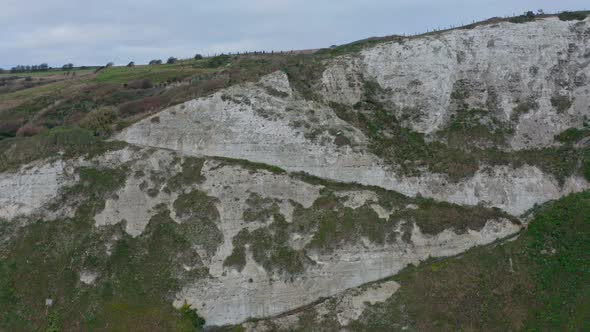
top-left (1, 16), bottom-right (589, 329)
top-left (324, 17), bottom-right (590, 148)
top-left (0, 146), bottom-right (522, 327)
top-left (115, 19), bottom-right (590, 218)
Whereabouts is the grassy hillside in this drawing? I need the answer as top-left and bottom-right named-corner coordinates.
top-left (0, 53), bottom-right (321, 141)
top-left (2, 12), bottom-right (590, 183)
top-left (2, 51), bottom-right (589, 183)
top-left (251, 192), bottom-right (589, 331)
top-left (352, 192), bottom-right (589, 331)
top-left (1, 10), bottom-right (589, 331)
top-left (2, 181), bottom-right (586, 331)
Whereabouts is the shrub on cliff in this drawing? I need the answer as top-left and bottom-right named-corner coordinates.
top-left (558, 11), bottom-right (588, 21)
top-left (80, 107), bottom-right (117, 138)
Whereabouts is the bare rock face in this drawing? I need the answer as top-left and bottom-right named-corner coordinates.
top-left (0, 147), bottom-right (137, 221)
top-left (320, 55), bottom-right (365, 105)
top-left (0, 160), bottom-right (76, 220)
top-left (324, 17), bottom-right (590, 149)
top-left (0, 147), bottom-right (523, 327)
top-left (2, 16), bottom-right (589, 330)
top-left (177, 215), bottom-right (518, 326)
top-left (116, 70), bottom-right (587, 216)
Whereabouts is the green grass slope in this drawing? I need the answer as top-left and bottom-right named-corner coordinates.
top-left (347, 192), bottom-right (590, 331)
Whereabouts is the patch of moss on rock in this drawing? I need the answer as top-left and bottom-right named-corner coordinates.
top-left (348, 192), bottom-right (590, 332)
top-left (50, 166), bottom-right (129, 214)
top-left (442, 108), bottom-right (513, 149)
top-left (551, 95), bottom-right (573, 113)
top-left (554, 127), bottom-right (590, 145)
top-left (213, 156), bottom-right (287, 174)
top-left (395, 199), bottom-right (519, 236)
top-left (293, 194), bottom-right (393, 251)
top-left (173, 190), bottom-right (223, 256)
top-left (224, 214), bottom-right (306, 276)
top-left (511, 98), bottom-right (538, 121)
top-left (242, 193), bottom-right (280, 223)
top-left (0, 172), bottom-right (210, 330)
top-left (332, 94), bottom-right (584, 183)
top-left (166, 157), bottom-right (205, 192)
top-left (223, 230), bottom-right (249, 272)
top-left (0, 127), bottom-right (127, 173)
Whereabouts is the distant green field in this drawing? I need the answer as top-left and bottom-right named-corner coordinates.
top-left (0, 69), bottom-right (96, 78)
top-left (93, 62), bottom-right (215, 84)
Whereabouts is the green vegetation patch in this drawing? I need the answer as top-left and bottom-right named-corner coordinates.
top-left (173, 190), bottom-right (223, 256)
top-left (315, 36), bottom-right (404, 58)
top-left (558, 11), bottom-right (589, 21)
top-left (93, 64), bottom-right (211, 84)
top-left (292, 188), bottom-right (514, 252)
top-left (442, 108), bottom-right (512, 148)
top-left (212, 156), bottom-right (287, 174)
top-left (332, 82), bottom-right (584, 183)
top-left (348, 192), bottom-right (590, 331)
top-left (550, 95), bottom-right (573, 113)
top-left (205, 54), bottom-right (232, 68)
top-left (509, 11), bottom-right (537, 24)
top-left (224, 214), bottom-right (306, 276)
top-left (282, 55), bottom-right (327, 100)
top-left (0, 164), bottom-right (211, 330)
top-left (80, 106), bottom-right (118, 138)
top-left (0, 95), bottom-right (58, 138)
top-left (0, 68), bottom-right (96, 78)
top-left (293, 194), bottom-right (392, 251)
top-left (511, 98), bottom-right (539, 120)
top-left (223, 230), bottom-right (249, 272)
top-left (165, 157), bottom-right (206, 192)
top-left (0, 127), bottom-right (127, 173)
top-left (395, 200), bottom-right (518, 237)
top-left (242, 193), bottom-right (281, 223)
top-left (554, 127), bottom-right (590, 144)
top-left (75, 167), bottom-right (128, 195)
top-left (179, 302), bottom-right (206, 330)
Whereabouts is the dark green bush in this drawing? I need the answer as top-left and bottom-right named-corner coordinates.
top-left (179, 302), bottom-right (205, 330)
top-left (509, 12), bottom-right (536, 24)
top-left (558, 11), bottom-right (588, 21)
top-left (551, 95), bottom-right (572, 113)
top-left (554, 127), bottom-right (588, 144)
top-left (80, 107), bottom-right (117, 137)
top-left (207, 54), bottom-right (231, 68)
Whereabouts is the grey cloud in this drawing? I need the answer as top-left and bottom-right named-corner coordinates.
top-left (0, 0), bottom-right (588, 68)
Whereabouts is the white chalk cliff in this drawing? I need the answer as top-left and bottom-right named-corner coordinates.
top-left (2, 16), bottom-right (589, 328)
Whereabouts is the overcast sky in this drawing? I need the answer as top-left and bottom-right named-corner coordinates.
top-left (1, 0), bottom-right (588, 68)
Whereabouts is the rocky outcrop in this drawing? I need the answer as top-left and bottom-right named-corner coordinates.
top-left (0, 146), bottom-right (523, 327)
top-left (0, 160), bottom-right (76, 220)
top-left (324, 17), bottom-right (590, 149)
top-left (116, 70), bottom-right (588, 215)
top-left (2, 15), bottom-right (589, 330)
top-left (177, 215), bottom-right (519, 326)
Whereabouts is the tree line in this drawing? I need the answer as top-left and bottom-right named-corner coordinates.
top-left (7, 63), bottom-right (49, 73)
top-left (1, 52), bottom-right (275, 73)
